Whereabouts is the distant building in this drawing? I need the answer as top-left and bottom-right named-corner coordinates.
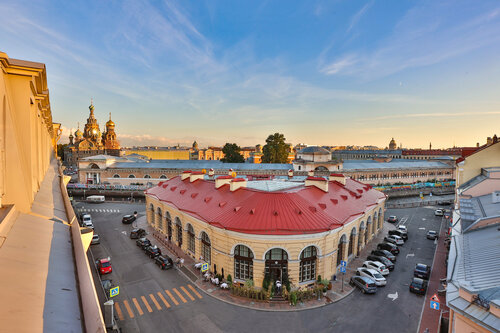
top-left (293, 146), bottom-right (342, 172)
top-left (64, 103), bottom-right (120, 165)
top-left (447, 141), bottom-right (500, 333)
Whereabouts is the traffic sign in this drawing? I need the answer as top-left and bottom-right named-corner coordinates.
top-left (431, 293), bottom-right (440, 302)
top-left (201, 263), bottom-right (209, 272)
top-left (430, 300), bottom-right (440, 310)
top-left (340, 260), bottom-right (347, 267)
top-left (340, 266), bottom-right (346, 273)
top-left (110, 286), bottom-right (119, 298)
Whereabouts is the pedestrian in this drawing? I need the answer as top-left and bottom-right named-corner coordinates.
top-left (175, 257), bottom-right (180, 268)
top-left (180, 258), bottom-right (184, 268)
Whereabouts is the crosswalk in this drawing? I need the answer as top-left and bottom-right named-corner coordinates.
top-left (76, 208), bottom-right (121, 213)
top-left (114, 284), bottom-right (202, 320)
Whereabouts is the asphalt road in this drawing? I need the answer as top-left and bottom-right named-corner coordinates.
top-left (77, 201), bottom-right (442, 333)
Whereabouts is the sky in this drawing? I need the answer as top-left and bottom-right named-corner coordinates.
top-left (1, 0), bottom-right (499, 148)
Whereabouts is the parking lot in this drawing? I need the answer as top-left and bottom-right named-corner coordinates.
top-left (77, 200), bottom-right (444, 333)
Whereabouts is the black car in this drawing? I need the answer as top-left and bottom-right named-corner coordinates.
top-left (414, 263), bottom-right (431, 279)
top-left (371, 249), bottom-right (396, 263)
top-left (122, 212), bottom-right (137, 224)
top-left (130, 228), bottom-right (146, 239)
top-left (388, 229), bottom-right (408, 241)
top-left (136, 237), bottom-right (151, 249)
top-left (409, 277), bottom-right (427, 295)
top-left (437, 200), bottom-right (452, 206)
top-left (349, 276), bottom-right (377, 294)
top-left (377, 242), bottom-right (400, 255)
top-left (155, 255), bottom-right (173, 270)
top-left (145, 245), bottom-right (162, 258)
top-left (367, 255), bottom-right (395, 271)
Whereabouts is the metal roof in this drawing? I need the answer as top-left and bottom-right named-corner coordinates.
top-left (146, 177), bottom-right (385, 235)
top-left (110, 160), bottom-right (292, 170)
top-left (298, 146), bottom-right (331, 154)
top-left (342, 159), bottom-right (451, 171)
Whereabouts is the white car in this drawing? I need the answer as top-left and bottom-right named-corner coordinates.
top-left (435, 209), bottom-right (444, 216)
top-left (362, 260), bottom-right (389, 276)
top-left (356, 267), bottom-right (387, 286)
top-left (384, 234), bottom-right (404, 246)
top-left (398, 225), bottom-right (407, 233)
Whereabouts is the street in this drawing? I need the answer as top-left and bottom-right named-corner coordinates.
top-left (76, 201), bottom-right (443, 333)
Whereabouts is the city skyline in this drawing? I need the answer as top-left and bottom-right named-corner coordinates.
top-left (1, 0), bottom-right (499, 148)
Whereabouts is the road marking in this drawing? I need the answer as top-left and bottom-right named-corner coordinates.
top-left (419, 227), bottom-right (426, 230)
top-left (188, 284), bottom-right (203, 299)
top-left (157, 292), bottom-right (171, 308)
top-left (123, 300), bottom-right (135, 318)
top-left (141, 296), bottom-right (153, 313)
top-left (114, 302), bottom-right (125, 320)
top-left (181, 286), bottom-right (195, 301)
top-left (422, 218), bottom-right (426, 221)
top-left (132, 298), bottom-right (144, 315)
top-left (165, 290), bottom-right (179, 305)
top-left (149, 294), bottom-right (162, 310)
top-left (173, 288), bottom-right (187, 303)
top-left (406, 253), bottom-right (415, 259)
top-left (387, 291), bottom-right (398, 301)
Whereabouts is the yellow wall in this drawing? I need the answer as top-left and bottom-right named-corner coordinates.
top-left (450, 309), bottom-right (493, 333)
top-left (146, 194), bottom-right (385, 286)
top-left (0, 52), bottom-right (58, 212)
top-left (458, 143), bottom-right (500, 187)
top-left (124, 149), bottom-right (191, 160)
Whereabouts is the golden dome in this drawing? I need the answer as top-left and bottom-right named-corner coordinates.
top-left (74, 128), bottom-right (83, 137)
top-left (106, 113), bottom-right (115, 127)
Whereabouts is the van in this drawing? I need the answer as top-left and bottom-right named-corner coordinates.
top-left (81, 214), bottom-right (93, 229)
top-left (87, 195), bottom-right (105, 203)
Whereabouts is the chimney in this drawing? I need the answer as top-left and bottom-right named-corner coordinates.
top-left (181, 170), bottom-right (192, 181)
top-left (228, 168), bottom-right (234, 176)
top-left (305, 176), bottom-right (328, 192)
top-left (308, 170), bottom-right (314, 176)
top-left (215, 175), bottom-right (233, 188)
top-left (288, 169), bottom-right (294, 178)
top-left (208, 168), bottom-right (215, 177)
top-left (329, 173), bottom-right (346, 185)
top-left (189, 171), bottom-right (204, 182)
top-left (230, 178), bottom-right (247, 192)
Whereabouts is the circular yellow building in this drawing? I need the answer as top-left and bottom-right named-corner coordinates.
top-left (145, 171), bottom-right (386, 287)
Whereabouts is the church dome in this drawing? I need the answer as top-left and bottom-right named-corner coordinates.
top-left (74, 128), bottom-right (83, 137)
top-left (389, 138), bottom-right (397, 150)
top-left (298, 146), bottom-right (330, 155)
top-left (106, 113), bottom-right (115, 127)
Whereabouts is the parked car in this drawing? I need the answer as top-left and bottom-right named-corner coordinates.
top-left (371, 249), bottom-right (396, 263)
top-left (130, 228), bottom-right (146, 239)
top-left (362, 260), bottom-right (389, 276)
top-left (427, 230), bottom-right (438, 240)
top-left (435, 209), bottom-right (444, 216)
top-left (81, 214), bottom-right (93, 228)
top-left (155, 255), bottom-right (174, 270)
top-left (387, 215), bottom-right (398, 223)
top-left (145, 245), bottom-right (162, 258)
top-left (384, 235), bottom-right (404, 246)
top-left (398, 225), bottom-right (408, 233)
top-left (367, 254), bottom-right (395, 271)
top-left (414, 263), bottom-right (431, 279)
top-left (438, 200), bottom-right (451, 206)
top-left (122, 213), bottom-right (137, 224)
top-left (409, 277), bottom-right (428, 295)
top-left (388, 229), bottom-right (408, 241)
top-left (356, 267), bottom-right (387, 286)
top-left (349, 275), bottom-right (377, 294)
top-left (136, 237), bottom-right (151, 249)
top-left (96, 258), bottom-right (112, 275)
top-left (91, 234), bottom-right (100, 245)
top-left (377, 242), bottom-right (400, 255)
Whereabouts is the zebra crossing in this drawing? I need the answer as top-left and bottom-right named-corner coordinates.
top-left (76, 208), bottom-right (121, 213)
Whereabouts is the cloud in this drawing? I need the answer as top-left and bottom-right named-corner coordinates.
top-left (320, 55), bottom-right (358, 75)
top-left (347, 1), bottom-right (374, 33)
top-left (362, 111), bottom-right (500, 121)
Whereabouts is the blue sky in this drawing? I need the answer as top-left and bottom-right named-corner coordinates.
top-left (1, 0), bottom-right (499, 148)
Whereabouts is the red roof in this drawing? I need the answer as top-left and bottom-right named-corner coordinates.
top-left (217, 175), bottom-right (233, 179)
top-left (330, 173), bottom-right (344, 177)
top-left (306, 176), bottom-right (326, 181)
top-left (231, 178), bottom-right (246, 182)
top-left (146, 177), bottom-right (385, 236)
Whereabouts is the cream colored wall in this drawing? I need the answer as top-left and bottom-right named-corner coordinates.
top-left (458, 143), bottom-right (500, 187)
top-left (146, 194), bottom-right (385, 287)
top-left (462, 179), bottom-right (500, 197)
top-left (0, 53), bottom-right (56, 212)
top-left (451, 311), bottom-right (493, 333)
top-left (125, 149), bottom-right (191, 160)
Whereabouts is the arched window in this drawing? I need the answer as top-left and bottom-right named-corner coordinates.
top-left (90, 163), bottom-right (100, 169)
top-left (149, 204), bottom-right (155, 226)
top-left (187, 224), bottom-right (195, 253)
top-left (201, 232), bottom-right (211, 264)
top-left (128, 174), bottom-right (136, 178)
top-left (265, 248), bottom-right (288, 282)
top-left (299, 246), bottom-right (317, 282)
top-left (113, 174), bottom-right (120, 178)
top-left (144, 174), bottom-right (151, 179)
top-left (358, 222), bottom-right (365, 253)
top-left (157, 208), bottom-right (163, 231)
top-left (159, 175), bottom-right (167, 179)
top-left (337, 234), bottom-right (347, 266)
top-left (166, 212), bottom-right (172, 241)
top-left (175, 217), bottom-right (182, 247)
top-left (348, 229), bottom-right (356, 257)
top-left (234, 245), bottom-right (254, 281)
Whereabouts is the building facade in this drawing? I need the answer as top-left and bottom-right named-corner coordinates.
top-left (145, 173), bottom-right (386, 287)
top-left (64, 103), bottom-right (120, 166)
top-left (293, 146), bottom-right (342, 172)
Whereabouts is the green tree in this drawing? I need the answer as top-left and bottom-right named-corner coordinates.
top-left (221, 143), bottom-right (245, 163)
top-left (262, 133), bottom-right (289, 163)
top-left (57, 143), bottom-right (68, 159)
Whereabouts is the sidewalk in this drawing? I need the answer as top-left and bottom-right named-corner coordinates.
top-left (418, 218), bottom-right (449, 333)
top-left (137, 217), bottom-right (395, 311)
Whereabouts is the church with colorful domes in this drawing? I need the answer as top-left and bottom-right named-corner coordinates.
top-left (63, 101), bottom-right (120, 166)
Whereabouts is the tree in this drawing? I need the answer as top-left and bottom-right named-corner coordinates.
top-left (221, 143), bottom-right (245, 163)
top-left (57, 143), bottom-right (68, 159)
top-left (262, 133), bottom-right (289, 163)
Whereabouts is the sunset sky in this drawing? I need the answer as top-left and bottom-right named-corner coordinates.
top-left (1, 0), bottom-right (499, 148)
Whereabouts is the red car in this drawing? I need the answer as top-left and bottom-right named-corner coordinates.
top-left (96, 258), bottom-right (112, 275)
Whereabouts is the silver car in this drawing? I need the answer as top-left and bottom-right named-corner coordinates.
top-left (91, 234), bottom-right (100, 245)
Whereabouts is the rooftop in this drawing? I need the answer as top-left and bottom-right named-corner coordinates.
top-left (342, 159), bottom-right (451, 171)
top-left (110, 159), bottom-right (292, 170)
top-left (297, 146), bottom-right (331, 155)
